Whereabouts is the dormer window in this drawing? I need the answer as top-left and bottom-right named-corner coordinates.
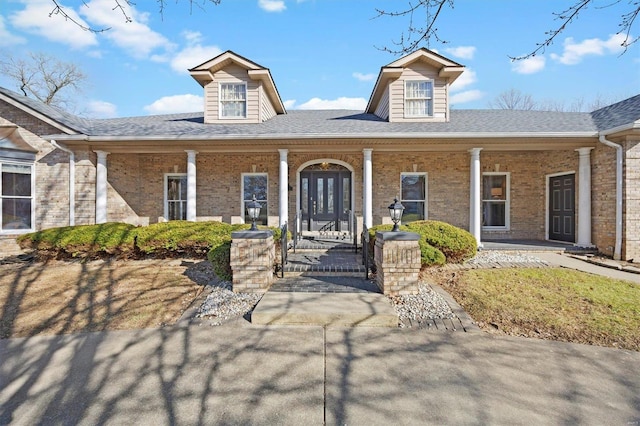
top-left (220, 82), bottom-right (247, 118)
top-left (404, 80), bottom-right (433, 117)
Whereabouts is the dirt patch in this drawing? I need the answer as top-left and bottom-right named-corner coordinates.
top-left (0, 257), bottom-right (215, 339)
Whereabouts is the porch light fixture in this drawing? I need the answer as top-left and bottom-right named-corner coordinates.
top-left (246, 194), bottom-right (262, 231)
top-left (388, 198), bottom-right (404, 232)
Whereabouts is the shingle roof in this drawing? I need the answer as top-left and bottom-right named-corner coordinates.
top-left (0, 87), bottom-right (92, 133)
top-left (74, 109), bottom-right (598, 139)
top-left (2, 85), bottom-right (639, 140)
top-left (591, 94), bottom-right (640, 131)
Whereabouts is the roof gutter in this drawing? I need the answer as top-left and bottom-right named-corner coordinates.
top-left (50, 140), bottom-right (75, 227)
top-left (598, 134), bottom-right (623, 260)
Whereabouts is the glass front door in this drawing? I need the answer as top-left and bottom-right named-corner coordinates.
top-left (300, 168), bottom-right (351, 233)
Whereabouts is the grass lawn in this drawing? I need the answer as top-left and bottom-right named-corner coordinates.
top-left (0, 258), bottom-right (211, 339)
top-left (435, 267), bottom-right (640, 351)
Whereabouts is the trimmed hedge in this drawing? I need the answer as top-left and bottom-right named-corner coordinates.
top-left (406, 220), bottom-right (477, 263)
top-left (17, 223), bottom-right (137, 258)
top-left (368, 220), bottom-right (476, 267)
top-left (18, 221), bottom-right (284, 282)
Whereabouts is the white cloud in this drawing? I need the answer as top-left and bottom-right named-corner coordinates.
top-left (512, 55), bottom-right (546, 74)
top-left (144, 94), bottom-right (204, 114)
top-left (450, 90), bottom-right (484, 105)
top-left (170, 31), bottom-right (222, 73)
top-left (0, 15), bottom-right (26, 46)
top-left (258, 0), bottom-right (286, 12)
top-left (450, 69), bottom-right (477, 92)
top-left (81, 0), bottom-right (173, 59)
top-left (283, 99), bottom-right (297, 109)
top-left (352, 72), bottom-right (375, 82)
top-left (10, 0), bottom-right (98, 49)
top-left (444, 46), bottom-right (476, 60)
top-left (297, 97), bottom-right (367, 110)
top-left (86, 100), bottom-right (118, 118)
top-left (550, 33), bottom-right (627, 65)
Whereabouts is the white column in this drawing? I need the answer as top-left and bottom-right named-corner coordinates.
top-left (576, 147), bottom-right (594, 247)
top-left (94, 150), bottom-right (109, 224)
top-left (278, 149), bottom-right (289, 227)
top-left (469, 148), bottom-right (482, 247)
top-left (186, 150), bottom-right (198, 221)
top-left (363, 149), bottom-right (373, 228)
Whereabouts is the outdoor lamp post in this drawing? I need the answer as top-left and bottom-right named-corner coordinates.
top-left (246, 195), bottom-right (262, 231)
top-left (388, 198), bottom-right (404, 232)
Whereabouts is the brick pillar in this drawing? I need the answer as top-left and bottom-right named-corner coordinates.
top-left (374, 231), bottom-right (421, 296)
top-left (230, 230), bottom-right (275, 293)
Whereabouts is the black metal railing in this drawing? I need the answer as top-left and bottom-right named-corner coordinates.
top-left (292, 210), bottom-right (299, 253)
top-left (361, 224), bottom-right (369, 279)
top-left (349, 210), bottom-right (358, 253)
top-left (280, 221), bottom-right (288, 278)
top-left (317, 220), bottom-right (336, 236)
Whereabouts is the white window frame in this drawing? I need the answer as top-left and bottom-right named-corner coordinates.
top-left (482, 172), bottom-right (510, 231)
top-left (164, 173), bottom-right (188, 221)
top-left (0, 161), bottom-right (35, 234)
top-left (241, 173), bottom-right (268, 224)
top-left (404, 80), bottom-right (434, 118)
top-left (400, 172), bottom-right (428, 223)
top-left (219, 82), bottom-right (247, 119)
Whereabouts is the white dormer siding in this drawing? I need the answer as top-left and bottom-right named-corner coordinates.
top-left (205, 64), bottom-right (260, 124)
top-left (365, 48), bottom-right (464, 123)
top-left (389, 64), bottom-right (448, 122)
top-left (190, 50), bottom-right (286, 124)
top-left (374, 86), bottom-right (390, 121)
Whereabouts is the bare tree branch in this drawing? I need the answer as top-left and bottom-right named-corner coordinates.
top-left (373, 0), bottom-right (454, 55)
top-left (375, 0), bottom-right (639, 59)
top-left (0, 52), bottom-right (87, 111)
top-left (48, 0), bottom-right (221, 32)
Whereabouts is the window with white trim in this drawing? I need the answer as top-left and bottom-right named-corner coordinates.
top-left (242, 173), bottom-right (268, 225)
top-left (482, 172), bottom-right (510, 229)
top-left (404, 80), bottom-right (433, 117)
top-left (1, 162), bottom-right (33, 231)
top-left (220, 82), bottom-right (247, 118)
top-left (164, 174), bottom-right (187, 221)
top-left (400, 173), bottom-right (427, 223)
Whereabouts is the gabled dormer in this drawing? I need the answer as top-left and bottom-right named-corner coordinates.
top-left (189, 51), bottom-right (286, 124)
top-left (365, 48), bottom-right (465, 123)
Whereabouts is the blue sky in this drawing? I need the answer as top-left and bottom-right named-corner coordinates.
top-left (1, 0), bottom-right (638, 118)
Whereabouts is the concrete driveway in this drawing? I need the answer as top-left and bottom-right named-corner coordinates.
top-left (1, 322), bottom-right (639, 425)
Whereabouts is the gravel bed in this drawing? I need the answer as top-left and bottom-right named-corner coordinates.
top-left (467, 250), bottom-right (548, 265)
top-left (389, 284), bottom-right (456, 327)
top-left (195, 282), bottom-right (262, 325)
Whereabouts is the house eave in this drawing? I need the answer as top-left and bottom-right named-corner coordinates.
top-left (49, 131), bottom-right (598, 143)
top-left (0, 92), bottom-right (80, 135)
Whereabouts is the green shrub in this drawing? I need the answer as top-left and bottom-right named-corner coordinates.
top-left (134, 221), bottom-right (233, 255)
top-left (368, 223), bottom-right (446, 267)
top-left (207, 240), bottom-right (233, 281)
top-left (406, 220), bottom-right (477, 263)
top-left (17, 223), bottom-right (137, 258)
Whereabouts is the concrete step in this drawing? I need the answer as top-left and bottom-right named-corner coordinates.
top-left (251, 291), bottom-right (398, 327)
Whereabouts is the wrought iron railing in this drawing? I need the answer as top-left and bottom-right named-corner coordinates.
top-left (280, 221), bottom-right (288, 278)
top-left (349, 210), bottom-right (358, 253)
top-left (361, 223), bottom-right (369, 279)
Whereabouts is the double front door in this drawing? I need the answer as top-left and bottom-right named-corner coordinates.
top-left (300, 170), bottom-right (351, 232)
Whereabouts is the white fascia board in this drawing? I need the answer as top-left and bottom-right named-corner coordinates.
top-left (599, 120), bottom-right (640, 136)
top-left (53, 131), bottom-right (598, 142)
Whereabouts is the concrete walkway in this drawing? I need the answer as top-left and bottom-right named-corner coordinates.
top-left (535, 252), bottom-right (640, 284)
top-left (0, 323), bottom-right (639, 425)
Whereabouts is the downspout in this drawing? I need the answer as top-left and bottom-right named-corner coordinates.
top-left (598, 135), bottom-right (622, 260)
top-left (50, 140), bottom-right (75, 226)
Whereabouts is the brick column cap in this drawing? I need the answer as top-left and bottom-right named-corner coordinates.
top-left (232, 230), bottom-right (274, 239)
top-left (376, 231), bottom-right (420, 241)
